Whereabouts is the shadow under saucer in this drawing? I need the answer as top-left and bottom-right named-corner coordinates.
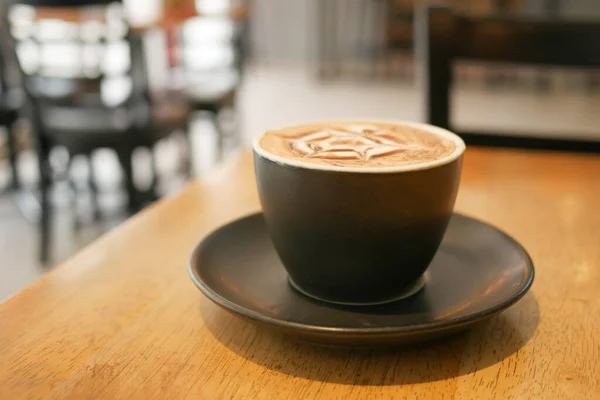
top-left (201, 292), bottom-right (540, 385)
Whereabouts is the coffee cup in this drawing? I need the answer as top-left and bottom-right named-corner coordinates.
top-left (253, 120), bottom-right (465, 305)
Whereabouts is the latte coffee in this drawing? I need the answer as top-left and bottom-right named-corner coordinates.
top-left (258, 121), bottom-right (456, 169)
top-left (254, 120), bottom-right (465, 305)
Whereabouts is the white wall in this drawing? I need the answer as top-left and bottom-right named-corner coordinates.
top-left (249, 0), bottom-right (314, 62)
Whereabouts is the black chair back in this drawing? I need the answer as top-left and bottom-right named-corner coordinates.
top-left (416, 5), bottom-right (600, 152)
top-left (4, 0), bottom-right (147, 111)
top-left (0, 40), bottom-right (9, 100)
top-left (9, 0), bottom-right (118, 7)
top-left (0, 12), bottom-right (20, 101)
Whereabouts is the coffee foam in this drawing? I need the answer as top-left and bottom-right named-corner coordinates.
top-left (255, 121), bottom-right (464, 172)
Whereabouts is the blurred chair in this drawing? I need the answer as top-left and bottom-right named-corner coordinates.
top-left (416, 5), bottom-right (600, 152)
top-left (0, 39), bottom-right (22, 191)
top-left (4, 0), bottom-right (190, 263)
top-left (177, 9), bottom-right (246, 161)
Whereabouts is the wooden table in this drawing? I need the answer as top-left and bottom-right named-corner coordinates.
top-left (1, 148), bottom-right (599, 399)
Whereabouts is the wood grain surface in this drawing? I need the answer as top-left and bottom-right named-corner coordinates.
top-left (1, 147), bottom-right (599, 399)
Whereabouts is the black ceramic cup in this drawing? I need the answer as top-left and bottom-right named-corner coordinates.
top-left (253, 121), bottom-right (465, 305)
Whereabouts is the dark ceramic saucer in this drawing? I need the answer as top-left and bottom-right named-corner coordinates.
top-left (189, 213), bottom-right (534, 347)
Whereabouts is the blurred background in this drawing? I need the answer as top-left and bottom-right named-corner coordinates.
top-left (1, 0), bottom-right (600, 300)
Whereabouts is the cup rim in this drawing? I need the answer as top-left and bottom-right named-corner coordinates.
top-left (252, 120), bottom-right (466, 173)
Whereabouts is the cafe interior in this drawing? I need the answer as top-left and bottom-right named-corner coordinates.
top-left (0, 0), bottom-right (599, 398)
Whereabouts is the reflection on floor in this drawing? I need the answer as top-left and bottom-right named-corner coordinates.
top-left (2, 64), bottom-right (600, 301)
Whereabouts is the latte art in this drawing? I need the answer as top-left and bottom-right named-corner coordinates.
top-left (258, 121), bottom-right (457, 168)
top-left (288, 127), bottom-right (424, 161)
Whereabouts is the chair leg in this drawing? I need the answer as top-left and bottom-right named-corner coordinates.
top-left (87, 155), bottom-right (101, 221)
top-left (210, 113), bottom-right (225, 162)
top-left (6, 120), bottom-right (20, 190)
top-left (116, 147), bottom-right (138, 213)
top-left (220, 91), bottom-right (240, 150)
top-left (184, 122), bottom-right (195, 178)
top-left (68, 162), bottom-right (82, 232)
top-left (150, 146), bottom-right (160, 198)
top-left (40, 180), bottom-right (51, 263)
top-left (38, 136), bottom-right (52, 264)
